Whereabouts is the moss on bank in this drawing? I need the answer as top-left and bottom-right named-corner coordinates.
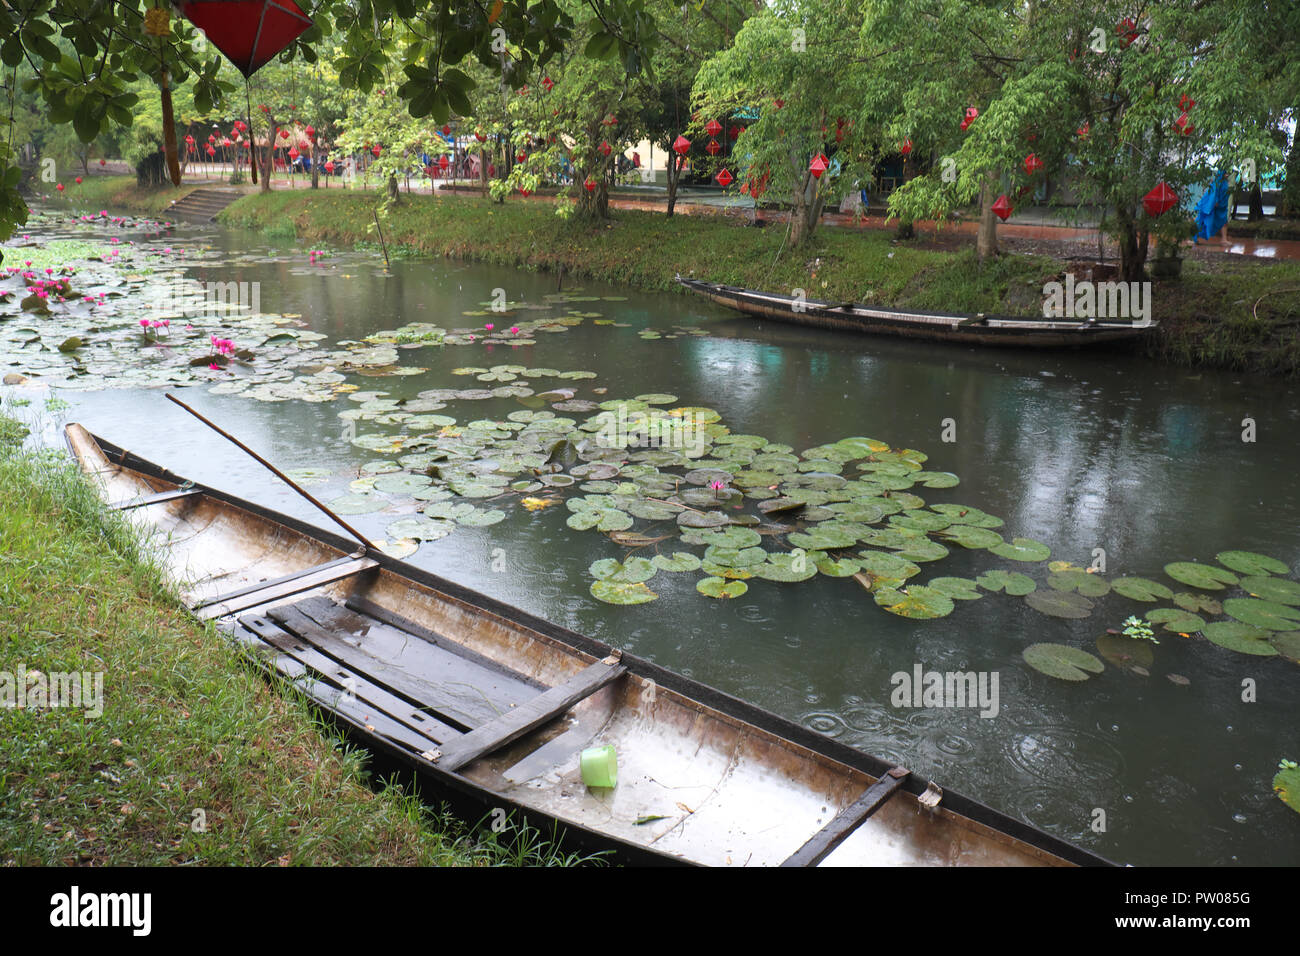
top-left (57, 177), bottom-right (1300, 376)
top-left (0, 414), bottom-right (592, 866)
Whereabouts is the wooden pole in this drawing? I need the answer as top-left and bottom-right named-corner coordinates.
top-left (164, 393), bottom-right (372, 551)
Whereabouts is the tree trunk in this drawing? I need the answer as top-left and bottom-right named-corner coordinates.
top-left (895, 217), bottom-right (914, 240)
top-left (136, 152), bottom-right (169, 187)
top-left (259, 136), bottom-right (273, 193)
top-left (1247, 183), bottom-right (1264, 221)
top-left (480, 148), bottom-right (488, 197)
top-left (310, 145), bottom-right (320, 189)
top-left (387, 173), bottom-right (399, 202)
top-left (976, 170), bottom-right (998, 259)
top-left (1115, 203), bottom-right (1148, 281)
top-left (1282, 117), bottom-right (1300, 218)
top-left (666, 154), bottom-right (681, 217)
top-left (790, 170), bottom-right (821, 247)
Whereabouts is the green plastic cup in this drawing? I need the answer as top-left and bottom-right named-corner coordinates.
top-left (580, 745), bottom-right (618, 788)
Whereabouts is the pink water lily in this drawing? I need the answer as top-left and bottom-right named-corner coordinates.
top-left (485, 323), bottom-right (494, 331)
top-left (510, 326), bottom-right (519, 334)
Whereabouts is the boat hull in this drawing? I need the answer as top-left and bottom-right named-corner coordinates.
top-left (65, 424), bottom-right (1112, 867)
top-left (678, 276), bottom-right (1155, 347)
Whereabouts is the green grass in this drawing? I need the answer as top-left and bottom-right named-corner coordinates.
top-left (49, 176), bottom-right (1300, 375)
top-left (0, 414), bottom-right (603, 866)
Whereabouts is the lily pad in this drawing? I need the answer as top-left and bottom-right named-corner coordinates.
top-left (976, 570), bottom-right (1037, 596)
top-left (1222, 597), bottom-right (1300, 631)
top-left (893, 538), bottom-right (950, 563)
top-left (1022, 643), bottom-right (1105, 681)
top-left (929, 503), bottom-right (1003, 528)
top-left (1096, 634), bottom-right (1155, 671)
top-left (1202, 621), bottom-right (1278, 656)
top-left (1145, 608), bottom-right (1206, 634)
top-left (1215, 550), bottom-right (1290, 576)
top-left (385, 516), bottom-right (455, 541)
top-left (1274, 764), bottom-right (1300, 815)
top-left (989, 537), bottom-right (1051, 562)
top-left (590, 580), bottom-right (659, 605)
top-left (327, 493), bottom-right (387, 515)
top-left (590, 557), bottom-right (657, 584)
top-left (814, 557), bottom-right (863, 577)
top-left (1171, 592), bottom-right (1221, 615)
top-left (926, 577), bottom-right (983, 601)
top-left (1024, 590), bottom-right (1094, 619)
top-left (873, 586), bottom-right (954, 620)
top-left (1269, 631), bottom-right (1300, 660)
top-left (697, 576), bottom-right (748, 599)
top-left (372, 473), bottom-right (434, 494)
top-left (653, 552), bottom-right (702, 573)
top-left (1110, 577), bottom-right (1173, 602)
top-left (1238, 575), bottom-right (1300, 606)
top-left (1164, 561), bottom-right (1239, 590)
top-left (1048, 570), bottom-right (1111, 597)
top-left (751, 553), bottom-right (818, 583)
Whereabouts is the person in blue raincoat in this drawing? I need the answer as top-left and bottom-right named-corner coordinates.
top-left (1193, 170), bottom-right (1231, 243)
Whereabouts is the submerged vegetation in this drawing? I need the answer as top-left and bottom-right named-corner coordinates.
top-left (0, 412), bottom-right (598, 866)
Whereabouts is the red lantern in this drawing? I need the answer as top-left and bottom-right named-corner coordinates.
top-left (542, 76), bottom-right (554, 92)
top-left (774, 99), bottom-right (784, 109)
top-left (75, 176), bottom-right (82, 184)
top-left (206, 144), bottom-right (216, 156)
top-left (1077, 121), bottom-right (1090, 139)
top-left (279, 128), bottom-right (289, 139)
top-left (602, 114), bottom-right (617, 126)
top-left (438, 154), bottom-right (449, 170)
top-left (900, 137), bottom-right (913, 156)
top-left (729, 125), bottom-right (742, 140)
top-left (672, 135), bottom-right (691, 156)
top-left (1173, 112), bottom-right (1194, 136)
top-left (324, 160), bottom-right (335, 173)
top-left (99, 158), bottom-right (106, 166)
top-left (705, 119), bottom-right (722, 137)
top-left (56, 182), bottom-right (64, 191)
top-left (1023, 153), bottom-right (1043, 175)
top-left (475, 131), bottom-right (486, 143)
top-left (208, 134), bottom-right (216, 143)
top-left (991, 194), bottom-right (1012, 221)
top-left (185, 134), bottom-right (195, 144)
top-left (960, 107), bottom-right (979, 132)
top-left (599, 141), bottom-right (612, 157)
top-left (241, 140), bottom-right (250, 149)
top-left (1116, 17), bottom-right (1138, 47)
top-left (584, 177), bottom-right (597, 192)
top-left (520, 188), bottom-right (531, 197)
top-left (441, 124), bottom-right (451, 136)
top-left (175, 0), bottom-right (312, 78)
top-left (305, 125), bottom-right (316, 140)
top-left (1178, 94), bottom-right (1195, 112)
top-left (222, 137), bottom-right (232, 146)
top-left (288, 147), bottom-right (299, 160)
top-left (809, 153), bottom-right (828, 179)
top-left (706, 139), bottom-right (721, 156)
top-left (1142, 182), bottom-right (1177, 217)
top-left (517, 151), bottom-right (527, 163)
top-left (371, 144), bottom-right (382, 158)
top-left (715, 168), bottom-right (733, 187)
top-left (517, 85), bottom-right (528, 96)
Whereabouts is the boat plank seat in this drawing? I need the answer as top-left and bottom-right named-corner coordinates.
top-left (195, 555), bottom-right (379, 620)
top-left (111, 486), bottom-right (203, 510)
top-left (228, 618), bottom-right (452, 757)
top-left (432, 653), bottom-right (627, 772)
top-left (268, 598), bottom-right (539, 729)
top-left (780, 766), bottom-right (911, 867)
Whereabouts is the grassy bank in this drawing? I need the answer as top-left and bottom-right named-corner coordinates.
top-left (57, 176), bottom-right (1300, 375)
top-left (0, 413), bottom-right (592, 866)
top-left (49, 175), bottom-right (206, 220)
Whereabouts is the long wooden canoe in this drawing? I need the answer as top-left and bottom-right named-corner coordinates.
top-left (65, 423), bottom-right (1112, 867)
top-left (677, 275), bottom-right (1155, 347)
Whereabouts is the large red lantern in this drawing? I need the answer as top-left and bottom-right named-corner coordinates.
top-left (809, 153), bottom-right (828, 179)
top-left (206, 144), bottom-right (216, 156)
top-left (1116, 17), bottom-right (1138, 48)
top-left (475, 131), bottom-right (486, 143)
top-left (584, 177), bottom-right (597, 192)
top-left (992, 194), bottom-right (1013, 221)
top-left (599, 141), bottom-right (612, 157)
top-left (208, 133), bottom-right (216, 142)
top-left (705, 119), bottom-right (722, 138)
top-left (541, 76), bottom-right (554, 92)
top-left (1178, 94), bottom-right (1195, 112)
top-left (175, 0), bottom-right (313, 78)
top-left (672, 135), bottom-right (691, 156)
top-left (185, 134), bottom-right (195, 145)
top-left (371, 144), bottom-right (382, 158)
top-left (1142, 182), bottom-right (1177, 217)
top-left (438, 154), bottom-right (449, 170)
top-left (1173, 112), bottom-right (1194, 136)
top-left (324, 160), bottom-right (335, 173)
top-left (1077, 121), bottom-right (1090, 139)
top-left (900, 137), bottom-right (913, 156)
top-left (706, 139), bottom-right (721, 156)
top-left (288, 146), bottom-right (299, 160)
top-left (729, 125), bottom-right (742, 140)
top-left (960, 107), bottom-right (979, 132)
top-left (715, 168), bottom-right (733, 187)
top-left (1023, 153), bottom-right (1043, 176)
top-left (305, 125), bottom-right (316, 140)
top-left (279, 128), bottom-right (289, 139)
top-left (221, 137), bottom-right (232, 146)
top-left (602, 114), bottom-right (618, 126)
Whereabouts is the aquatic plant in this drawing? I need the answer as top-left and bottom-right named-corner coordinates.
top-left (1120, 615), bottom-right (1158, 643)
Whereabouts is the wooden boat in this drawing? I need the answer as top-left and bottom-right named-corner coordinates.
top-left (676, 275), bottom-right (1155, 347)
top-left (65, 423), bottom-right (1112, 867)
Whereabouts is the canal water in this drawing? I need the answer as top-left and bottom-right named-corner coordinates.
top-left (7, 207), bottom-right (1299, 866)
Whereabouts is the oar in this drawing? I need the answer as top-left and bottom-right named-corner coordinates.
top-left (165, 393), bottom-right (373, 553)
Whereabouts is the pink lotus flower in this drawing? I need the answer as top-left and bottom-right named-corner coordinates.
top-left (141, 319), bottom-right (151, 328)
top-left (208, 363), bottom-right (222, 371)
top-left (510, 326), bottom-right (519, 334)
top-left (485, 323), bottom-right (494, 331)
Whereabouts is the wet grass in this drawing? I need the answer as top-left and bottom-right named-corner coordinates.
top-left (50, 177), bottom-right (1300, 376)
top-left (0, 413), bottom-right (603, 866)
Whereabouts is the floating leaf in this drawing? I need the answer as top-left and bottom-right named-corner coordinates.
top-left (989, 537), bottom-right (1051, 562)
top-left (1145, 608), bottom-right (1206, 633)
top-left (814, 557), bottom-right (862, 577)
top-left (893, 538), bottom-right (950, 563)
top-left (1222, 597), bottom-right (1300, 631)
top-left (653, 552), bottom-right (702, 573)
top-left (910, 471), bottom-right (959, 489)
top-left (934, 524), bottom-right (1002, 549)
top-left (1269, 631), bottom-right (1300, 660)
top-left (590, 557), bottom-right (656, 584)
top-left (372, 473), bottom-right (434, 494)
top-left (751, 553), bottom-right (818, 582)
top-left (1110, 577), bottom-right (1173, 602)
top-left (457, 508), bottom-right (506, 527)
top-left (926, 577), bottom-right (983, 600)
top-left (590, 580), bottom-right (659, 605)
top-left (1238, 575), bottom-right (1300, 606)
top-left (1215, 550), bottom-right (1290, 576)
top-left (1275, 765), bottom-right (1300, 815)
top-left (929, 503), bottom-right (1003, 528)
top-left (1164, 561), bottom-right (1239, 590)
top-left (1048, 570), bottom-right (1111, 597)
top-left (327, 493), bottom-right (387, 515)
top-left (1166, 673), bottom-right (1190, 686)
top-left (1024, 590), bottom-right (1094, 618)
top-left (385, 516), bottom-right (455, 541)
top-left (374, 538), bottom-right (419, 560)
top-left (697, 576), bottom-right (748, 599)
top-left (873, 586), bottom-right (954, 620)
top-left (1096, 634), bottom-right (1154, 671)
top-left (976, 570), bottom-right (1036, 596)
top-left (1022, 643), bottom-right (1105, 681)
top-left (1202, 621), bottom-right (1278, 656)
top-left (1171, 592), bottom-right (1221, 615)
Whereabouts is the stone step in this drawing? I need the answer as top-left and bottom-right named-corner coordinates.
top-left (168, 187), bottom-right (242, 222)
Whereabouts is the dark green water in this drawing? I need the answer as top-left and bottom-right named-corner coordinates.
top-left (17, 213), bottom-right (1300, 866)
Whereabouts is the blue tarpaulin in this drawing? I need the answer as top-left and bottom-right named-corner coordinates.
top-left (1194, 170), bottom-right (1231, 242)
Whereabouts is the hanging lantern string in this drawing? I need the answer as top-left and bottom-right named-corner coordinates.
top-left (245, 78), bottom-right (258, 184)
